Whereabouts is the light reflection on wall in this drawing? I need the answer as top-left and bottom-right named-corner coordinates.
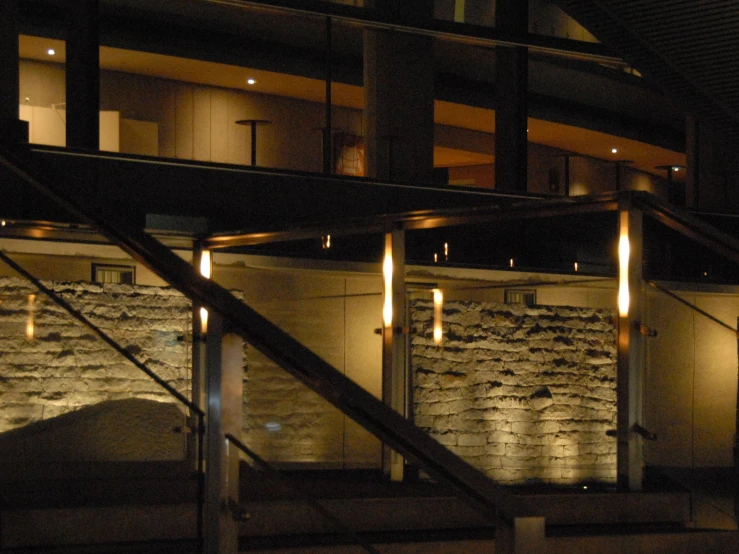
top-left (26, 294), bottom-right (35, 340)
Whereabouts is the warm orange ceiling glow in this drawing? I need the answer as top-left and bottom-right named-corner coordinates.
top-left (19, 35), bottom-right (685, 174)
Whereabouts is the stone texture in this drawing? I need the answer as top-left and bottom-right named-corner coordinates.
top-left (412, 299), bottom-right (617, 485)
top-left (0, 277), bottom-right (194, 434)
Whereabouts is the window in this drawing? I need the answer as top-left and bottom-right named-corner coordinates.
top-left (504, 289), bottom-right (536, 306)
top-left (92, 263), bottom-right (135, 285)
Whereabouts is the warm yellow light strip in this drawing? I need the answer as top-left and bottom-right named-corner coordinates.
top-left (200, 250), bottom-right (212, 333)
top-left (383, 243), bottom-right (393, 328)
top-left (433, 288), bottom-right (443, 345)
top-left (618, 212), bottom-right (630, 317)
top-left (26, 294), bottom-right (35, 340)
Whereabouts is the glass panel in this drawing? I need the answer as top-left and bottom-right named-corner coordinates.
top-left (0, 247), bottom-right (194, 463)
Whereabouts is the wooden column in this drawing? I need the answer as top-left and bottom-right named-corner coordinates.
top-left (382, 229), bottom-right (407, 481)
top-left (494, 0), bottom-right (528, 193)
top-left (0, 0), bottom-right (27, 146)
top-left (204, 311), bottom-right (243, 554)
top-left (617, 206), bottom-right (645, 491)
top-left (66, 0), bottom-right (100, 150)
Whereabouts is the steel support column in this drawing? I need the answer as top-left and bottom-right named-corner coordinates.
top-left (494, 0), bottom-right (528, 193)
top-left (204, 311), bottom-right (243, 553)
top-left (382, 229), bottom-right (407, 481)
top-left (66, 0), bottom-right (100, 150)
top-left (0, 0), bottom-right (27, 146)
top-left (617, 206), bottom-right (645, 491)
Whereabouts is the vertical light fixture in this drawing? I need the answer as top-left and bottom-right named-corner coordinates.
top-left (383, 240), bottom-right (393, 328)
top-left (26, 294), bottom-right (36, 340)
top-left (432, 288), bottom-right (443, 345)
top-left (618, 212), bottom-right (630, 317)
top-left (444, 242), bottom-right (449, 262)
top-left (574, 262), bottom-right (579, 272)
top-left (509, 258), bottom-right (514, 268)
top-left (199, 250), bottom-right (212, 333)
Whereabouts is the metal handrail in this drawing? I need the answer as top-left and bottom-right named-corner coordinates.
top-left (0, 249), bottom-right (206, 550)
top-left (225, 433), bottom-right (382, 554)
top-left (1, 141), bottom-right (521, 521)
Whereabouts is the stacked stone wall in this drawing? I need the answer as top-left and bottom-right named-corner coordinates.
top-left (0, 277), bottom-right (192, 433)
top-left (412, 299), bottom-right (618, 485)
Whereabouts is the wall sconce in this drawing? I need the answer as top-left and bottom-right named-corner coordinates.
top-left (26, 294), bottom-right (36, 340)
top-left (433, 288), bottom-right (443, 345)
top-left (199, 250), bottom-right (212, 333)
top-left (321, 235), bottom-right (331, 250)
top-left (618, 213), bottom-right (630, 317)
top-left (383, 244), bottom-right (393, 328)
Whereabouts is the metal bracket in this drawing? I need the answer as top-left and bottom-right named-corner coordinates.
top-left (632, 423), bottom-right (657, 441)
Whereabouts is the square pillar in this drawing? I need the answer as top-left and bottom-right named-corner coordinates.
top-left (0, 0), bottom-right (28, 147)
top-left (617, 206), bottom-right (645, 491)
top-left (66, 0), bottom-right (100, 150)
top-left (364, 29), bottom-right (434, 183)
top-left (382, 229), bottom-right (407, 481)
top-left (204, 311), bottom-right (243, 554)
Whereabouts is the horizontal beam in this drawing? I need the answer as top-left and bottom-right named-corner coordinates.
top-left (203, 195), bottom-right (621, 249)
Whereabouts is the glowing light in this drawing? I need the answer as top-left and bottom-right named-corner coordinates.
top-left (433, 288), bottom-right (443, 345)
top-left (199, 250), bottom-right (212, 279)
top-left (247, 78), bottom-right (256, 85)
top-left (199, 250), bottom-right (212, 333)
top-left (1, 220), bottom-right (5, 227)
top-left (574, 262), bottom-right (579, 272)
top-left (382, 246), bottom-right (393, 328)
top-left (618, 213), bottom-right (630, 317)
top-left (26, 294), bottom-right (36, 340)
top-left (434, 253), bottom-right (438, 263)
top-left (444, 242), bottom-right (449, 262)
top-left (509, 258), bottom-right (514, 268)
top-left (47, 48), bottom-right (55, 56)
top-left (673, 166), bottom-right (680, 172)
top-left (611, 148), bottom-right (618, 154)
top-left (321, 235), bottom-right (331, 250)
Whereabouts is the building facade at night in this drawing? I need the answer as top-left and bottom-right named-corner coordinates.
top-left (0, 1), bottom-right (738, 552)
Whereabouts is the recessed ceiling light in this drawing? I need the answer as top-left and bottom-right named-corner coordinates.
top-left (673, 166), bottom-right (680, 171)
top-left (247, 78), bottom-right (256, 85)
top-left (47, 48), bottom-right (56, 56)
top-left (611, 148), bottom-right (618, 154)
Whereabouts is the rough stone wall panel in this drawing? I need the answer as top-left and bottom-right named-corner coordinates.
top-left (412, 299), bottom-right (617, 486)
top-left (0, 277), bottom-right (193, 433)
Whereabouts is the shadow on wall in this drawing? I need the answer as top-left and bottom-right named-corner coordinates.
top-left (0, 398), bottom-right (187, 462)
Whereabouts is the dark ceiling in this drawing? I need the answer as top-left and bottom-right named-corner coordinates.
top-left (554, 0), bottom-right (739, 142)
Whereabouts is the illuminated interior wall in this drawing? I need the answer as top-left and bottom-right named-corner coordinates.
top-left (645, 290), bottom-right (739, 467)
top-left (412, 299), bottom-right (618, 485)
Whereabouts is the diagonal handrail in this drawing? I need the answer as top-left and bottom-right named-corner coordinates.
top-left (0, 147), bottom-right (523, 519)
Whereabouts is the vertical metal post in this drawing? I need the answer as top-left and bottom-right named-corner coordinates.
top-left (250, 123), bottom-right (257, 166)
top-left (324, 16), bottom-right (333, 175)
top-left (617, 205), bottom-right (645, 491)
top-left (66, 0), bottom-right (100, 150)
top-left (382, 229), bottom-right (407, 482)
top-left (191, 246), bottom-right (207, 553)
top-left (204, 311), bottom-right (243, 554)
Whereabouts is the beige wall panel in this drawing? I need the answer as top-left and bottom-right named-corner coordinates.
top-left (692, 295), bottom-right (739, 466)
top-left (99, 110), bottom-right (120, 152)
top-left (209, 88), bottom-right (229, 163)
top-left (174, 86), bottom-right (194, 160)
top-left (537, 287), bottom-right (587, 307)
top-left (343, 276), bottom-right (382, 467)
top-left (30, 106), bottom-right (66, 147)
top-left (586, 288), bottom-right (617, 309)
top-left (226, 91), bottom-right (248, 165)
top-left (192, 87), bottom-right (211, 162)
top-left (157, 81), bottom-right (177, 158)
top-left (645, 293), bottom-right (695, 466)
top-left (120, 119), bottom-right (159, 156)
top-left (19, 60), bottom-right (65, 109)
